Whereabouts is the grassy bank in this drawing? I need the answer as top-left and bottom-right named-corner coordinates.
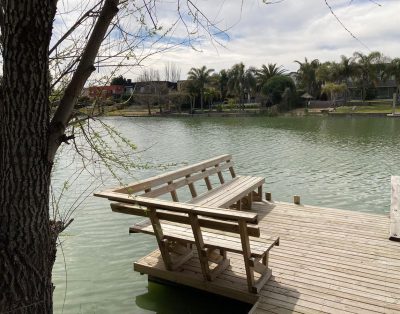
top-left (334, 104), bottom-right (393, 114)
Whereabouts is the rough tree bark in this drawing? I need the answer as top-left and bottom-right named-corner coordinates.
top-left (0, 2), bottom-right (57, 313)
top-left (0, 0), bottom-right (119, 313)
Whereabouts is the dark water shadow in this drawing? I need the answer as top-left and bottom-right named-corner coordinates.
top-left (135, 280), bottom-right (253, 314)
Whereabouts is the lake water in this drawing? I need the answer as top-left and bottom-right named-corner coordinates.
top-left (52, 116), bottom-right (400, 313)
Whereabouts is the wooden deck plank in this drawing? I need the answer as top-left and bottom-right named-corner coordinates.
top-left (269, 248), bottom-right (400, 281)
top-left (256, 212), bottom-right (389, 233)
top-left (267, 239), bottom-right (400, 268)
top-left (130, 201), bottom-right (400, 313)
top-left (189, 176), bottom-right (264, 208)
top-left (267, 277), bottom-right (400, 311)
top-left (208, 253), bottom-right (399, 299)
top-left (254, 207), bottom-right (389, 229)
top-left (258, 228), bottom-right (397, 258)
top-left (214, 253), bottom-right (400, 298)
top-left (253, 201), bottom-right (389, 223)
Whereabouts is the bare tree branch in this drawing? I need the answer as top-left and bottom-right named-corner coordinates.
top-left (48, 0), bottom-right (120, 162)
top-left (324, 0), bottom-right (370, 50)
top-left (49, 2), bottom-right (102, 55)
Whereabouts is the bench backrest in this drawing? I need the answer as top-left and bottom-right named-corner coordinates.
top-left (111, 202), bottom-right (260, 237)
top-left (113, 154), bottom-right (235, 201)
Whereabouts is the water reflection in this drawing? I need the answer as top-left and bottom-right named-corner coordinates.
top-left (136, 282), bottom-right (252, 314)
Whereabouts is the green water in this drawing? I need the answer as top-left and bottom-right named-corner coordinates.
top-left (52, 116), bottom-right (400, 313)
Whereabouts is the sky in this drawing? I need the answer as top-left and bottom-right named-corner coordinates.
top-left (133, 0), bottom-right (400, 80)
top-left (52, 0), bottom-right (400, 82)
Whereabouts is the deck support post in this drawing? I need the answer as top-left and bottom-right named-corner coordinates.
top-left (390, 176), bottom-right (400, 241)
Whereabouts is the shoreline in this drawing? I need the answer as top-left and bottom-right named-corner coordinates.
top-left (103, 110), bottom-right (400, 118)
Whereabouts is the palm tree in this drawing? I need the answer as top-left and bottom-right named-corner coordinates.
top-left (181, 79), bottom-right (199, 113)
top-left (383, 58), bottom-right (400, 94)
top-left (352, 51), bottom-right (383, 101)
top-left (187, 65), bottom-right (214, 111)
top-left (321, 82), bottom-right (348, 107)
top-left (255, 63), bottom-right (286, 90)
top-left (316, 62), bottom-right (338, 85)
top-left (338, 55), bottom-right (357, 84)
top-left (294, 58), bottom-right (320, 97)
top-left (336, 55), bottom-right (358, 103)
top-left (227, 63), bottom-right (256, 108)
top-left (217, 69), bottom-right (229, 100)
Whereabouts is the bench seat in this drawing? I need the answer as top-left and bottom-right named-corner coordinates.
top-left (130, 219), bottom-right (278, 258)
top-left (188, 176), bottom-right (264, 209)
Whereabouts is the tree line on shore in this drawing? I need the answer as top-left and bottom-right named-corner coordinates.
top-left (109, 50), bottom-right (400, 113)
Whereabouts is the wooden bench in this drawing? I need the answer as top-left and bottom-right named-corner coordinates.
top-left (94, 155), bottom-right (278, 293)
top-left (99, 154), bottom-right (264, 210)
top-left (109, 200), bottom-right (279, 293)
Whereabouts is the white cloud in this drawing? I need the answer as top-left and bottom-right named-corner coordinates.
top-left (53, 0), bottom-right (400, 81)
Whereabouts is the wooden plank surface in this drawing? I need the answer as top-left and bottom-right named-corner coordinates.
top-left (132, 201), bottom-right (400, 313)
top-left (253, 202), bottom-right (400, 314)
top-left (189, 176), bottom-right (265, 208)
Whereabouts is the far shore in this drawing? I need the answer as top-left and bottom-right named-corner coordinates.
top-left (101, 109), bottom-right (400, 118)
top-left (79, 100), bottom-right (400, 118)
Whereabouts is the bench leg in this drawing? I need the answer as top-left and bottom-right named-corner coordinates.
top-left (249, 252), bottom-right (272, 293)
top-left (201, 248), bottom-right (230, 281)
top-left (159, 239), bottom-right (174, 270)
top-left (241, 192), bottom-right (253, 210)
top-left (189, 213), bottom-right (229, 280)
top-left (148, 208), bottom-right (194, 271)
top-left (161, 240), bottom-right (194, 270)
top-left (252, 186), bottom-right (263, 202)
top-left (243, 186), bottom-right (264, 211)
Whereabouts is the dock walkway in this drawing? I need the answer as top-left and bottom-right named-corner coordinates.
top-left (134, 201), bottom-right (400, 313)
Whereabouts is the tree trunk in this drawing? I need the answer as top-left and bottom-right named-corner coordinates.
top-left (1, 1), bottom-right (120, 313)
top-left (200, 90), bottom-right (204, 112)
top-left (0, 2), bottom-right (57, 313)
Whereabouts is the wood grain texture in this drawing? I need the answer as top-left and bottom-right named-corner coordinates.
top-left (132, 201), bottom-right (399, 314)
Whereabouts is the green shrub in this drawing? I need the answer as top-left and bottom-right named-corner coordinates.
top-left (262, 75), bottom-right (295, 105)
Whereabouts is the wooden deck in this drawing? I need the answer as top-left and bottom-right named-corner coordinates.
top-left (134, 201), bottom-right (400, 313)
